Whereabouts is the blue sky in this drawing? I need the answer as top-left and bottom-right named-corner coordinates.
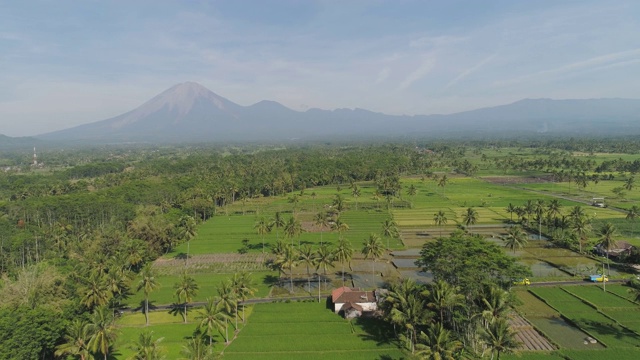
top-left (1, 0), bottom-right (639, 136)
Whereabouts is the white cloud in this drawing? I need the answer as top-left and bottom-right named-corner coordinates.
top-left (397, 56), bottom-right (436, 91)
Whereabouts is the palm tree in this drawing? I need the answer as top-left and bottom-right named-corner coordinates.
top-left (283, 216), bottom-right (303, 247)
top-left (438, 175), bottom-right (449, 197)
top-left (599, 222), bottom-right (618, 276)
top-left (381, 218), bottom-right (399, 249)
top-left (180, 333), bottom-right (215, 360)
top-left (503, 225), bottom-right (528, 254)
top-left (416, 323), bottom-right (463, 360)
top-left (87, 307), bottom-right (117, 360)
top-left (314, 211), bottom-right (330, 245)
top-left (385, 279), bottom-right (430, 354)
top-left (505, 203), bottom-right (516, 223)
top-left (231, 272), bottom-right (256, 323)
top-left (314, 244), bottom-right (335, 288)
top-left (80, 271), bottom-right (111, 311)
top-left (428, 280), bottom-right (464, 326)
top-left (197, 297), bottom-right (228, 346)
top-left (137, 264), bottom-right (160, 326)
top-left (626, 205), bottom-right (640, 232)
top-left (481, 318), bottom-right (519, 360)
top-left (480, 285), bottom-right (513, 325)
top-left (433, 210), bottom-right (448, 237)
top-left (570, 212), bottom-right (592, 253)
top-left (270, 211), bottom-right (285, 240)
top-left (534, 199), bottom-right (546, 240)
top-left (254, 216), bottom-right (271, 253)
top-left (332, 216), bottom-right (350, 239)
top-left (178, 215), bottom-right (197, 266)
top-left (174, 274), bottom-right (199, 323)
top-left (463, 207), bottom-right (478, 227)
top-left (334, 237), bottom-right (353, 285)
top-left (214, 280), bottom-right (237, 342)
top-left (55, 319), bottom-right (91, 360)
top-left (298, 244), bottom-right (316, 292)
top-left (362, 233), bottom-right (385, 287)
top-left (129, 330), bottom-right (165, 360)
top-left (276, 243), bottom-right (299, 293)
top-left (333, 194), bottom-right (347, 213)
top-left (351, 184), bottom-right (361, 210)
top-left (624, 176), bottom-right (635, 192)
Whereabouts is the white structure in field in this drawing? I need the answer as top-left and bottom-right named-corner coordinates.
top-left (331, 286), bottom-right (377, 318)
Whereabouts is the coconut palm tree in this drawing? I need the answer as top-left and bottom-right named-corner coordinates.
top-left (197, 297), bottom-right (228, 346)
top-left (503, 225), bottom-right (528, 254)
top-left (433, 210), bottom-right (448, 237)
top-left (298, 244), bottom-right (316, 291)
top-left (598, 222), bottom-right (618, 276)
top-left (381, 218), bottom-right (399, 249)
top-left (480, 285), bottom-right (513, 326)
top-left (463, 207), bottom-right (478, 227)
top-left (333, 237), bottom-right (353, 285)
top-left (351, 184), bottom-right (361, 210)
top-left (332, 216), bottom-right (350, 239)
top-left (87, 307), bottom-right (117, 360)
top-left (270, 212), bottom-right (285, 240)
top-left (174, 274), bottom-right (199, 323)
top-left (362, 233), bottom-right (385, 287)
top-left (137, 264), bottom-right (160, 326)
top-left (55, 319), bottom-right (91, 360)
top-left (505, 203), bottom-right (516, 223)
top-left (416, 323), bottom-right (463, 360)
top-left (438, 175), bottom-right (449, 197)
top-left (481, 318), bottom-right (519, 360)
top-left (213, 280), bottom-right (237, 342)
top-left (314, 244), bottom-right (334, 288)
top-left (624, 176), bottom-right (635, 192)
top-left (80, 271), bottom-right (111, 311)
top-left (626, 205), bottom-right (640, 232)
top-left (385, 280), bottom-right (430, 354)
top-left (314, 211), bottom-right (330, 245)
top-left (276, 243), bottom-right (299, 293)
top-left (129, 330), bottom-right (165, 360)
top-left (428, 280), bottom-right (464, 326)
top-left (283, 216), bottom-right (303, 247)
top-left (570, 213), bottom-right (592, 253)
top-left (254, 216), bottom-right (271, 253)
top-left (534, 199), bottom-right (546, 240)
top-left (231, 272), bottom-right (256, 323)
top-left (178, 215), bottom-right (197, 266)
top-left (180, 333), bottom-right (215, 360)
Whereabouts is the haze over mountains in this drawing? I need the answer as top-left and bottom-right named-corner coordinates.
top-left (31, 82), bottom-right (640, 143)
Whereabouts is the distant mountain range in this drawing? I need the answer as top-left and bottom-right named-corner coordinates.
top-left (25, 82), bottom-right (640, 143)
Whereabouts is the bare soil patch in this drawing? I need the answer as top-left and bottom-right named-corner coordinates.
top-left (482, 175), bottom-right (553, 185)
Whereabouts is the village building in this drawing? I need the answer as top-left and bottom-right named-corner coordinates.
top-left (331, 286), bottom-right (377, 318)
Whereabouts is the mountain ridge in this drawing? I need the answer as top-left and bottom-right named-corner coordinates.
top-left (35, 82), bottom-right (640, 143)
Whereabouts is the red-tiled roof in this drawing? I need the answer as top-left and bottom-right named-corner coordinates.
top-left (334, 289), bottom-right (375, 304)
top-left (331, 286), bottom-right (356, 301)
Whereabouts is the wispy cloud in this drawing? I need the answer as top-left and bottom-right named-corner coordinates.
top-left (446, 54), bottom-right (497, 88)
top-left (397, 56), bottom-right (436, 91)
top-left (494, 48), bottom-right (640, 87)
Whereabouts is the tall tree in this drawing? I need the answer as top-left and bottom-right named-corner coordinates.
top-left (55, 319), bottom-right (91, 360)
top-left (502, 225), bottom-right (528, 254)
top-left (463, 207), bottom-right (478, 227)
top-left (275, 243), bottom-right (299, 293)
top-left (433, 210), bottom-right (448, 237)
top-left (381, 218), bottom-right (399, 249)
top-left (196, 297), bottom-right (228, 346)
top-left (428, 280), bottom-right (464, 326)
top-left (314, 211), bottom-right (330, 245)
top-left (362, 233), bottom-right (385, 288)
top-left (481, 318), bottom-right (519, 360)
top-left (231, 272), bottom-right (256, 323)
top-left (283, 216), bottom-right (303, 248)
top-left (87, 307), bottom-right (117, 360)
top-left (505, 203), bottom-right (516, 223)
top-left (178, 215), bottom-right (197, 267)
top-left (598, 222), bottom-right (618, 276)
top-left (314, 244), bottom-right (334, 288)
top-left (298, 244), bottom-right (316, 291)
top-left (626, 205), bottom-right (640, 232)
top-left (129, 330), bottom-right (165, 360)
top-left (416, 323), bottom-right (463, 360)
top-left (174, 274), bottom-right (199, 323)
top-left (351, 184), bottom-right (361, 210)
top-left (254, 216), bottom-right (271, 254)
top-left (270, 212), bottom-right (285, 240)
top-left (333, 237), bottom-right (353, 285)
top-left (137, 264), bottom-right (160, 326)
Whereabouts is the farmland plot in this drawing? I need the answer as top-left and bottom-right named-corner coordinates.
top-left (224, 302), bottom-right (405, 359)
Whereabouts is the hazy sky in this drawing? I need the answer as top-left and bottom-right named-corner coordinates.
top-left (1, 0), bottom-right (640, 136)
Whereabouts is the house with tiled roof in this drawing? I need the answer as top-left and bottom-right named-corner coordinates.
top-left (331, 286), bottom-right (377, 318)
